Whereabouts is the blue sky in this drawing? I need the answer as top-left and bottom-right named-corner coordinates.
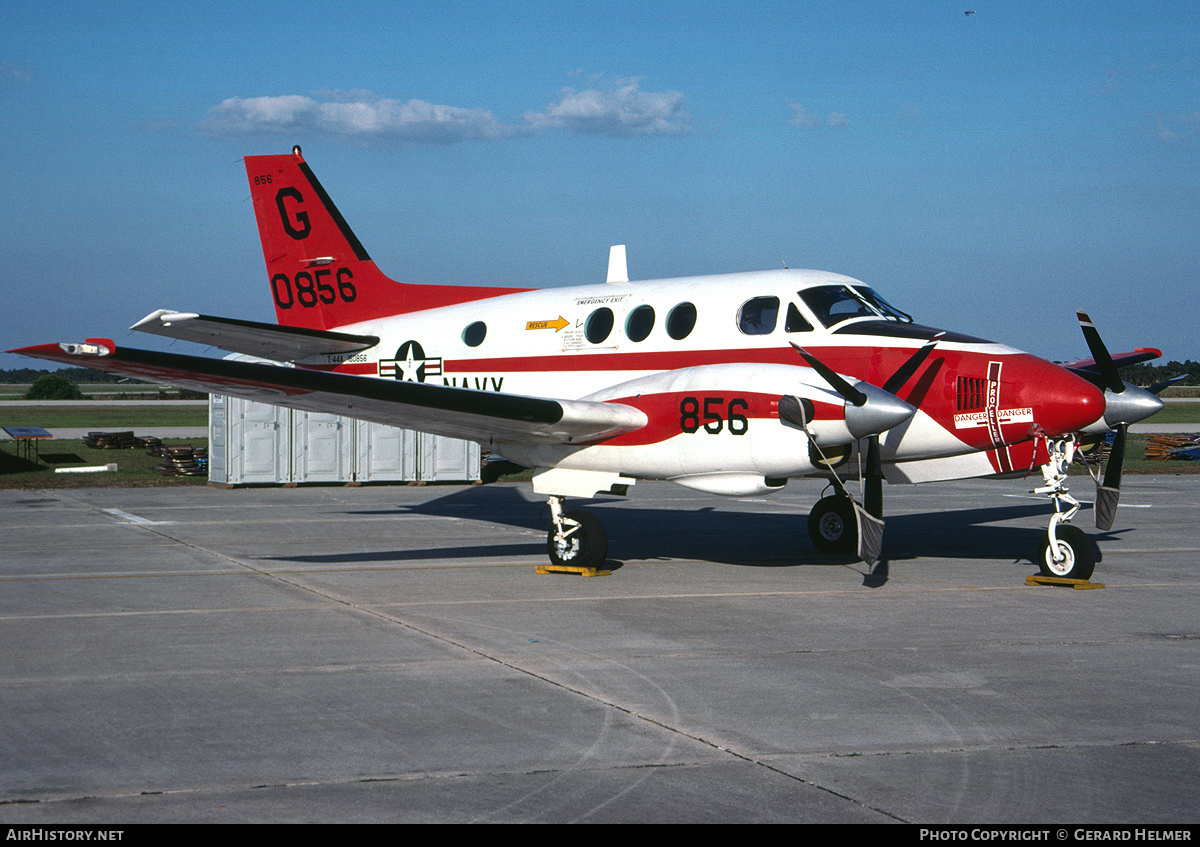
top-left (2, 0), bottom-right (1197, 371)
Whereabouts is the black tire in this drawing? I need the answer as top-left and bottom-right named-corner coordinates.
top-left (808, 495), bottom-right (858, 555)
top-left (547, 510), bottom-right (608, 569)
top-left (1037, 524), bottom-right (1096, 581)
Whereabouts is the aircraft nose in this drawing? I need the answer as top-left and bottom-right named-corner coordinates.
top-left (1022, 357), bottom-right (1107, 436)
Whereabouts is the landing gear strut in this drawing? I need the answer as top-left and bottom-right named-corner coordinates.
top-left (546, 496), bottom-right (608, 570)
top-left (1033, 436), bottom-right (1096, 580)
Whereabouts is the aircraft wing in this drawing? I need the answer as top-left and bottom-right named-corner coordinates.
top-left (1062, 347), bottom-right (1161, 378)
top-left (130, 310), bottom-right (379, 362)
top-left (7, 340), bottom-right (647, 446)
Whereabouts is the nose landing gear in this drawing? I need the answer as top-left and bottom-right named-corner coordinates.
top-left (1033, 436), bottom-right (1096, 581)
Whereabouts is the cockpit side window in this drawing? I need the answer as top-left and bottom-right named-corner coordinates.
top-left (785, 302), bottom-right (813, 332)
top-left (737, 296), bottom-right (779, 335)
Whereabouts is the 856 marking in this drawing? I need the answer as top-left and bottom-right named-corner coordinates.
top-left (680, 396), bottom-right (749, 435)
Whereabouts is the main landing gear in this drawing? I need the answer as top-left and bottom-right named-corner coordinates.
top-left (807, 493), bottom-right (858, 555)
top-left (1033, 436), bottom-right (1096, 581)
top-left (546, 496), bottom-right (608, 570)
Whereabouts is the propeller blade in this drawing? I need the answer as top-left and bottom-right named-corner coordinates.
top-left (1094, 422), bottom-right (1125, 530)
top-left (864, 435), bottom-right (883, 519)
top-left (1103, 423), bottom-right (1126, 491)
top-left (790, 343), bottom-right (868, 407)
top-left (1148, 374), bottom-right (1187, 395)
top-left (1076, 310), bottom-right (1125, 394)
top-left (882, 332), bottom-right (944, 395)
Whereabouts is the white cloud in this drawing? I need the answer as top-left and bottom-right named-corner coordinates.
top-left (1152, 115), bottom-right (1188, 144)
top-left (203, 94), bottom-right (517, 143)
top-left (526, 80), bottom-right (690, 137)
top-left (790, 103), bottom-right (848, 129)
top-left (1, 62), bottom-right (32, 83)
top-left (203, 82), bottom-right (690, 143)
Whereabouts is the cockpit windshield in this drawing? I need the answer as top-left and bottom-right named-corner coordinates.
top-left (799, 285), bottom-right (913, 328)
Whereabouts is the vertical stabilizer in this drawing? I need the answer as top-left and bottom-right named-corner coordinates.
top-left (245, 147), bottom-right (526, 330)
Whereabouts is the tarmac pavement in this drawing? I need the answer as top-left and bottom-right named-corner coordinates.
top-left (0, 475), bottom-right (1196, 824)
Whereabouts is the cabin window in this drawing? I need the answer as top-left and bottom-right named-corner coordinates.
top-left (625, 305), bottom-right (655, 342)
top-left (585, 307), bottom-right (614, 344)
top-left (738, 296), bottom-right (779, 335)
top-left (666, 302), bottom-right (697, 340)
top-left (462, 321), bottom-right (487, 347)
top-left (785, 302), bottom-right (813, 332)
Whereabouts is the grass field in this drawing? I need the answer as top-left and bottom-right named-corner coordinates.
top-left (0, 384), bottom-right (200, 401)
top-left (0, 438), bottom-right (210, 488)
top-left (0, 405), bottom-right (208, 429)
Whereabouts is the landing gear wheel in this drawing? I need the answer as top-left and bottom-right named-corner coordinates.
top-left (547, 509), bottom-right (608, 570)
top-left (808, 495), bottom-right (858, 555)
top-left (1037, 524), bottom-right (1096, 581)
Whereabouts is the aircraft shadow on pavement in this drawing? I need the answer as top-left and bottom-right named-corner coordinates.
top-left (263, 483), bottom-right (1119, 572)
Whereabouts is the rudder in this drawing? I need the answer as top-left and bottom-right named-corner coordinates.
top-left (245, 147), bottom-right (404, 331)
top-left (245, 147), bottom-right (525, 331)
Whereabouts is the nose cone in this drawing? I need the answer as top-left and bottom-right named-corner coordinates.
top-left (1104, 384), bottom-right (1164, 427)
top-left (845, 382), bottom-right (917, 439)
top-left (1017, 356), bottom-right (1107, 436)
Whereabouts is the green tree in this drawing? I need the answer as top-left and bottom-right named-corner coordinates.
top-left (25, 373), bottom-right (84, 400)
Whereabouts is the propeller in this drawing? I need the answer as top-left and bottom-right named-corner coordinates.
top-left (788, 338), bottom-right (939, 565)
top-left (1075, 311), bottom-right (1164, 531)
top-left (882, 331), bottom-right (945, 395)
top-left (788, 342), bottom-right (917, 440)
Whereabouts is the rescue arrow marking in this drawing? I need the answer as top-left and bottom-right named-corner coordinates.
top-left (526, 316), bottom-right (569, 332)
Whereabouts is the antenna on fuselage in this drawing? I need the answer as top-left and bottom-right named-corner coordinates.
top-left (606, 245), bottom-right (628, 284)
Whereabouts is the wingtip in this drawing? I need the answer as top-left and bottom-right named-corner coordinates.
top-left (7, 339), bottom-right (115, 359)
top-left (7, 343), bottom-right (62, 356)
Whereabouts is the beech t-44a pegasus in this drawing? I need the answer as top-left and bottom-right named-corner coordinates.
top-left (10, 147), bottom-right (1166, 580)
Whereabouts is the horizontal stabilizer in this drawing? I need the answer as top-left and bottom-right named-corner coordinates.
top-left (131, 310), bottom-right (379, 362)
top-left (8, 341), bottom-right (646, 447)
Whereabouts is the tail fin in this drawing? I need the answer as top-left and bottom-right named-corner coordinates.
top-left (245, 147), bottom-right (525, 330)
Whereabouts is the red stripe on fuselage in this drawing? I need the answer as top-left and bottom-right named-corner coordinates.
top-left (592, 391), bottom-right (841, 447)
top-left (317, 339), bottom-right (1103, 447)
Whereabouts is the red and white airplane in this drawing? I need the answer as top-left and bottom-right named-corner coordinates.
top-left (10, 147), bottom-right (1166, 579)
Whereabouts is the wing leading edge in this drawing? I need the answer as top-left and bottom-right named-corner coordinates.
top-left (8, 340), bottom-right (647, 446)
top-left (130, 310), bottom-right (380, 362)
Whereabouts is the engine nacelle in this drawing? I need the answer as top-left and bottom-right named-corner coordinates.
top-left (498, 363), bottom-right (913, 494)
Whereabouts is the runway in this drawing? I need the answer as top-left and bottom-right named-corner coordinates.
top-left (0, 476), bottom-right (1197, 823)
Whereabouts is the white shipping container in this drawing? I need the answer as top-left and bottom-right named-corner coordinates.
top-left (209, 395), bottom-right (480, 486)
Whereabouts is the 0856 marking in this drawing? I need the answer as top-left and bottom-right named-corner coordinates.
top-left (271, 267), bottom-right (357, 309)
